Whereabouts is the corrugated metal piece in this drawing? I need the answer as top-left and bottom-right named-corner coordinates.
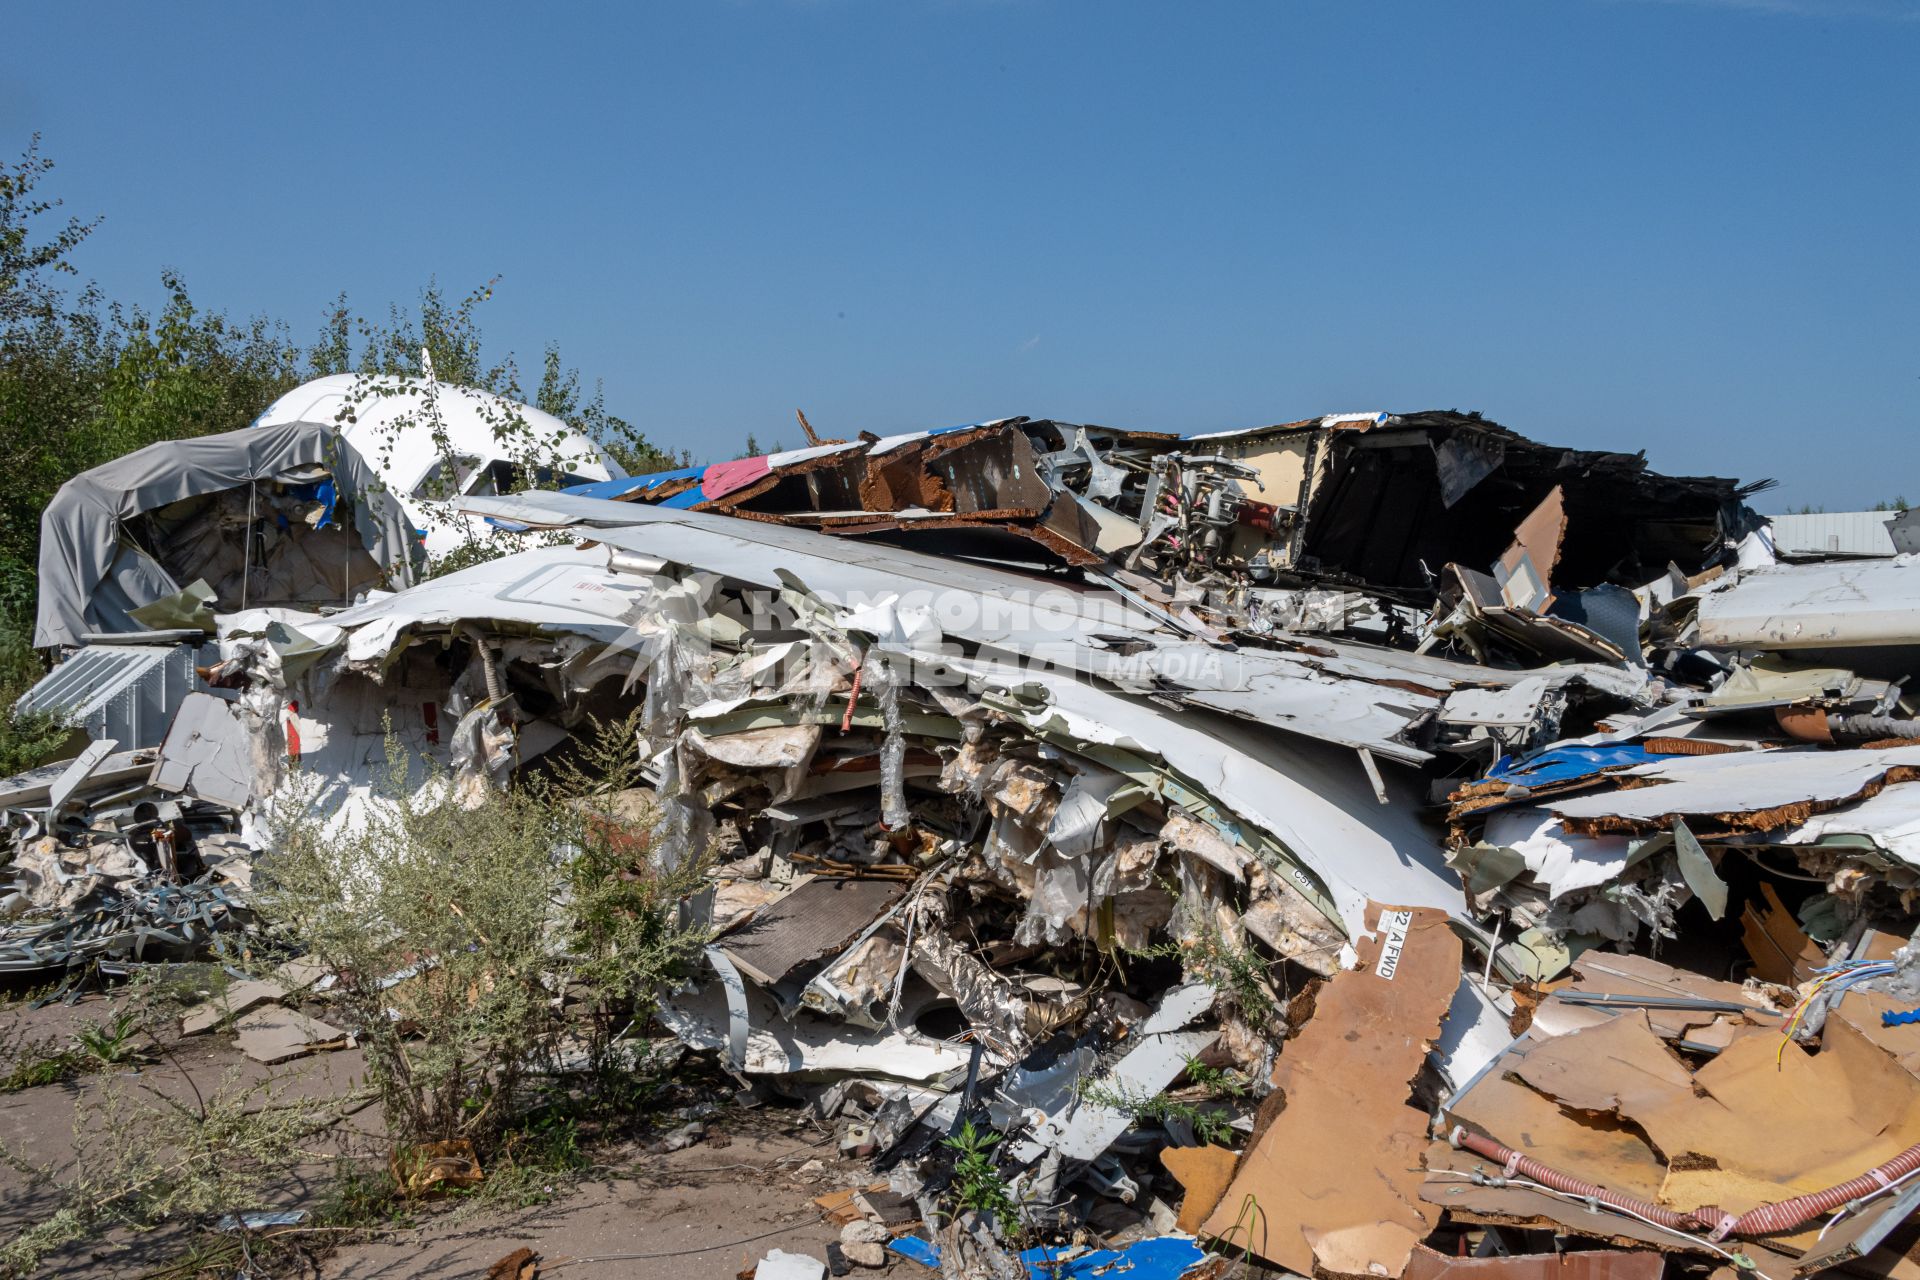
top-left (15, 642), bottom-right (209, 749)
top-left (1768, 511), bottom-right (1899, 558)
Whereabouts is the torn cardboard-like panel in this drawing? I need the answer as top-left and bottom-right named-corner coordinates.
top-left (1645, 1018), bottom-right (1920, 1212)
top-left (232, 1007), bottom-right (348, 1064)
top-left (1160, 1144), bottom-right (1238, 1235)
top-left (1495, 485), bottom-right (1567, 612)
top-left (180, 979), bottom-right (288, 1036)
top-left (1827, 986), bottom-right (1920, 1082)
top-left (1446, 1045), bottom-right (1670, 1196)
top-left (1416, 1160), bottom-right (1803, 1278)
top-left (1506, 1010), bottom-right (1695, 1118)
top-left (1740, 881), bottom-right (1825, 986)
top-left (1531, 951), bottom-right (1783, 1042)
top-left (1452, 1008), bottom-right (1920, 1230)
top-left (1200, 904), bottom-right (1461, 1278)
top-left (1402, 1244), bottom-right (1664, 1280)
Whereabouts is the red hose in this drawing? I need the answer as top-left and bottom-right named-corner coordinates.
top-left (1450, 1127), bottom-right (1920, 1240)
top-left (1450, 1128), bottom-right (1707, 1233)
top-left (840, 658), bottom-right (864, 733)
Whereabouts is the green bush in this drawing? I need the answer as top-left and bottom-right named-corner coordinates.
top-left (259, 718), bottom-right (706, 1156)
top-left (1, 136), bottom-right (681, 659)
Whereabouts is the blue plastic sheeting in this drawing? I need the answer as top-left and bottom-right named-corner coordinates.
top-left (283, 479), bottom-right (340, 529)
top-left (559, 426), bottom-right (994, 506)
top-left (890, 1238), bottom-right (941, 1269)
top-left (658, 485), bottom-right (709, 509)
top-left (1486, 742), bottom-right (1667, 787)
top-left (489, 463), bottom-right (705, 532)
top-left (563, 465), bottom-right (705, 501)
top-left (889, 1234), bottom-right (1209, 1280)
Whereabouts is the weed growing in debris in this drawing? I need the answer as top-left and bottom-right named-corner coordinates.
top-left (1079, 1056), bottom-right (1250, 1148)
top-left (484, 1109), bottom-right (593, 1207)
top-left (1130, 925), bottom-right (1281, 1028)
top-left (264, 754), bottom-right (578, 1151)
top-left (0, 1004), bottom-right (150, 1094)
top-left (939, 1121), bottom-right (1023, 1229)
top-left (258, 715), bottom-right (707, 1160)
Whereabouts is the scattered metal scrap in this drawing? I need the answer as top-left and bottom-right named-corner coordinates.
top-left (14, 393), bottom-right (1920, 1280)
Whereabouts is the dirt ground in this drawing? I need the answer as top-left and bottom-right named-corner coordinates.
top-left (322, 1130), bottom-right (863, 1280)
top-left (0, 984), bottom-right (893, 1280)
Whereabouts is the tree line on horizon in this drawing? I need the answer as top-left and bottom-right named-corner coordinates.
top-left (0, 136), bottom-right (699, 719)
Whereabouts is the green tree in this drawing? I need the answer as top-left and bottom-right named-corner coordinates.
top-left (0, 139), bottom-right (678, 645)
top-left (0, 134), bottom-right (99, 330)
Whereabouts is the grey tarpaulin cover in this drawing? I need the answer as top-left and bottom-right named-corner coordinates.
top-left (34, 421), bottom-right (418, 648)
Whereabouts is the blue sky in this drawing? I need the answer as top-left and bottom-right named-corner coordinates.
top-left (7, 0), bottom-right (1916, 509)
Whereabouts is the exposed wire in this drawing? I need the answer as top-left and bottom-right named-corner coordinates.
top-left (1425, 1169), bottom-right (1776, 1280)
top-left (1778, 960), bottom-right (1896, 1064)
top-left (1750, 851), bottom-right (1828, 884)
top-left (1816, 1159), bottom-right (1920, 1240)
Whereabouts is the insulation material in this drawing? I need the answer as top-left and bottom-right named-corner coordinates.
top-left (966, 655), bottom-right (1466, 940)
top-left (1200, 906), bottom-right (1461, 1278)
top-left (906, 918), bottom-right (1035, 1059)
top-left (682, 722), bottom-right (822, 804)
top-left (801, 928), bottom-right (910, 1028)
top-left (1239, 882), bottom-right (1344, 976)
top-left (52, 389), bottom-right (1920, 1280)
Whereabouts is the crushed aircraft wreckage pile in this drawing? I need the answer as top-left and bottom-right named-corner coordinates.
top-left (11, 390), bottom-right (1920, 1279)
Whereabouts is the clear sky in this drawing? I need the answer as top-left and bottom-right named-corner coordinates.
top-left (7, 0), bottom-right (1916, 510)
